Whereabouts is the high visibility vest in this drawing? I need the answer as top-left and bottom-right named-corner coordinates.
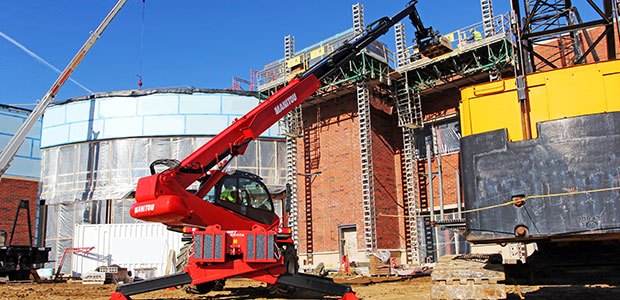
top-left (473, 31), bottom-right (482, 41)
top-left (221, 189), bottom-right (235, 202)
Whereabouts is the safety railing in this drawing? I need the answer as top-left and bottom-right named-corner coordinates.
top-left (399, 12), bottom-right (511, 68)
top-left (256, 28), bottom-right (394, 91)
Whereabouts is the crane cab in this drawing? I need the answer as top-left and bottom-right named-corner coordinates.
top-left (211, 171), bottom-right (278, 225)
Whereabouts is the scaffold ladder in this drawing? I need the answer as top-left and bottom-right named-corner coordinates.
top-left (395, 74), bottom-right (423, 129)
top-left (402, 127), bottom-right (421, 265)
top-left (284, 35), bottom-right (295, 65)
top-left (302, 125), bottom-right (314, 265)
top-left (285, 133), bottom-right (300, 248)
top-left (352, 3), bottom-right (365, 36)
top-left (394, 22), bottom-right (411, 68)
top-left (357, 81), bottom-right (377, 252)
top-left (480, 0), bottom-right (495, 37)
top-left (283, 34), bottom-right (301, 248)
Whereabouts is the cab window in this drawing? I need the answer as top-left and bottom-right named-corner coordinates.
top-left (239, 178), bottom-right (273, 211)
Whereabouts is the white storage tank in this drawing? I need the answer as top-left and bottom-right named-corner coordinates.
top-left (72, 223), bottom-right (183, 278)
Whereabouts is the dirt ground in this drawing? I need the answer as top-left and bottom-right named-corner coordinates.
top-left (1, 276), bottom-right (620, 299)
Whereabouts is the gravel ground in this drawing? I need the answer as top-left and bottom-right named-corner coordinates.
top-left (1, 276), bottom-right (619, 299)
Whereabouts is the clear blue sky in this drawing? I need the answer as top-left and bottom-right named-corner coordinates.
top-left (2, 1), bottom-right (517, 106)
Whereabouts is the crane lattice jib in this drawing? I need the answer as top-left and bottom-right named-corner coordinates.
top-left (0, 0), bottom-right (127, 179)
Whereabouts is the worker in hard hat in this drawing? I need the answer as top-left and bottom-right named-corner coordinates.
top-left (470, 28), bottom-right (483, 41)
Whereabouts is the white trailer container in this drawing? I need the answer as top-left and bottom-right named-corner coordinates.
top-left (72, 223), bottom-right (183, 278)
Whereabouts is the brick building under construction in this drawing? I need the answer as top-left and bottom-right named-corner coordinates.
top-left (255, 1), bottom-right (620, 270)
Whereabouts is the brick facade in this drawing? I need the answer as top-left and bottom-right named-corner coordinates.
top-left (427, 153), bottom-right (461, 208)
top-left (296, 87), bottom-right (407, 260)
top-left (297, 94), bottom-right (363, 255)
top-left (370, 95), bottom-right (406, 250)
top-left (0, 177), bottom-right (38, 246)
top-left (293, 25), bottom-right (620, 263)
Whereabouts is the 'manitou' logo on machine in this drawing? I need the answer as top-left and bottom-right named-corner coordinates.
top-left (274, 93), bottom-right (297, 115)
top-left (134, 204), bottom-right (155, 214)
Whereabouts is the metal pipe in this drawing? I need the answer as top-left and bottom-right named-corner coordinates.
top-left (434, 124), bottom-right (445, 219)
top-left (426, 143), bottom-right (440, 259)
top-left (455, 170), bottom-right (462, 254)
top-left (456, 170), bottom-right (462, 218)
top-left (427, 144), bottom-right (434, 217)
top-left (604, 0), bottom-right (617, 60)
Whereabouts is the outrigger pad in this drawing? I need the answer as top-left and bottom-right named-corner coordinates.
top-left (114, 272), bottom-right (192, 297)
top-left (276, 272), bottom-right (353, 296)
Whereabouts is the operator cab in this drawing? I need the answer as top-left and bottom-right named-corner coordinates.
top-left (212, 171), bottom-right (278, 225)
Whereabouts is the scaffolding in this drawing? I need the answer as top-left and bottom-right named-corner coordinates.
top-left (394, 11), bottom-right (515, 264)
top-left (395, 73), bottom-right (423, 129)
top-left (353, 3), bottom-right (377, 253)
top-left (394, 22), bottom-right (411, 68)
top-left (256, 29), bottom-right (393, 96)
top-left (396, 13), bottom-right (514, 90)
top-left (256, 3), bottom-right (394, 263)
top-left (283, 34), bottom-right (302, 251)
top-left (356, 81), bottom-right (377, 253)
top-left (480, 0), bottom-right (496, 37)
top-left (400, 127), bottom-right (420, 265)
top-left (352, 3), bottom-right (365, 35)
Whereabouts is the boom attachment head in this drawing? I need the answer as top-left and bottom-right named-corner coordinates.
top-left (407, 0), bottom-right (453, 58)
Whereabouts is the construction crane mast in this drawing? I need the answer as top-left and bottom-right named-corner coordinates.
top-left (0, 0), bottom-right (127, 180)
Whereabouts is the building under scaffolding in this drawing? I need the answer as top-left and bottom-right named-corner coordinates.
top-left (255, 2), bottom-right (517, 269)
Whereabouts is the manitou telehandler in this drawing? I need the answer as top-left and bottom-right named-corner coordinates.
top-left (110, 1), bottom-right (443, 299)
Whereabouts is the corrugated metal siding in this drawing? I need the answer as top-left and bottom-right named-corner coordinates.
top-left (72, 223), bottom-right (183, 278)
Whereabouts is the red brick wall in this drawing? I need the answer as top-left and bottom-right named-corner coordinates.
top-left (370, 98), bottom-right (406, 250)
top-left (297, 94), bottom-right (363, 254)
top-left (296, 88), bottom-right (407, 255)
top-left (0, 178), bottom-right (39, 246)
top-left (426, 153), bottom-right (461, 208)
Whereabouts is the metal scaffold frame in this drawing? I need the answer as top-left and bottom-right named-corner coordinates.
top-left (481, 0), bottom-right (496, 37)
top-left (395, 22), bottom-right (411, 68)
top-left (356, 81), bottom-right (377, 252)
top-left (401, 127), bottom-right (421, 264)
top-left (395, 72), bottom-right (423, 129)
top-left (512, 0), bottom-right (617, 72)
top-left (396, 13), bottom-right (514, 91)
top-left (395, 72), bottom-right (423, 264)
top-left (282, 34), bottom-right (302, 250)
top-left (353, 3), bottom-right (365, 36)
top-left (353, 3), bottom-right (377, 254)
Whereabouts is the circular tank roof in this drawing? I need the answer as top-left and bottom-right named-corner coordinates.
top-left (41, 88), bottom-right (281, 148)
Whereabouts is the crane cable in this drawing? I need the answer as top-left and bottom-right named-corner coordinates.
top-left (137, 0), bottom-right (145, 89)
top-left (377, 185), bottom-right (620, 218)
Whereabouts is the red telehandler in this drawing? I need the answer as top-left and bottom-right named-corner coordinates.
top-left (111, 2), bottom-right (428, 299)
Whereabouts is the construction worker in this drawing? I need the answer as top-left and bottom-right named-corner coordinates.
top-left (470, 28), bottom-right (483, 41)
top-left (220, 181), bottom-right (236, 203)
